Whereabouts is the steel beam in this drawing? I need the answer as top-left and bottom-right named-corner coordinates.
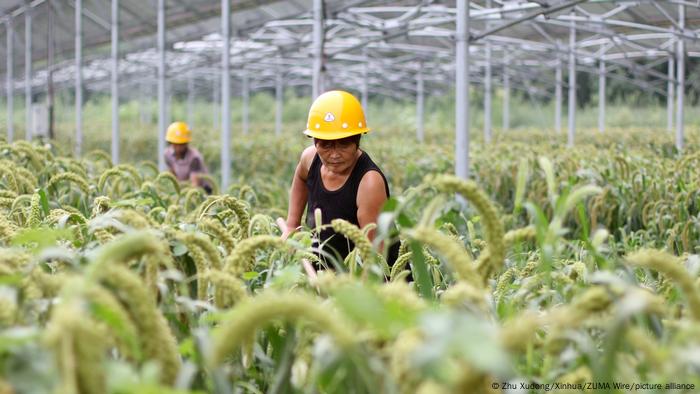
top-left (212, 78), bottom-right (219, 131)
top-left (484, 40), bottom-right (492, 143)
top-left (416, 65), bottom-right (424, 142)
top-left (242, 72), bottom-right (249, 135)
top-left (567, 13), bottom-right (576, 147)
top-left (502, 52), bottom-right (510, 131)
top-left (187, 71), bottom-right (194, 128)
top-left (221, 0), bottom-right (231, 189)
top-left (6, 20), bottom-right (14, 142)
top-left (667, 57), bottom-right (674, 132)
top-left (75, 0), bottom-right (82, 156)
top-left (275, 55), bottom-right (283, 136)
top-left (312, 0), bottom-right (324, 99)
top-left (47, 0), bottom-right (55, 140)
top-left (598, 60), bottom-right (605, 133)
top-left (555, 44), bottom-right (562, 134)
top-left (157, 0), bottom-right (166, 171)
top-left (362, 47), bottom-right (368, 112)
top-left (675, 4), bottom-right (685, 151)
top-left (455, 0), bottom-right (469, 179)
top-left (24, 4), bottom-right (31, 140)
top-left (111, 0), bottom-right (119, 163)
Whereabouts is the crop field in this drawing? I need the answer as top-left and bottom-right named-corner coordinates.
top-left (0, 123), bottom-right (699, 394)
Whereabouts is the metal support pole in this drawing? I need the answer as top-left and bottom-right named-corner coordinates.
top-left (675, 4), bottom-right (685, 151)
top-left (47, 0), bottom-right (55, 140)
top-left (111, 0), bottom-right (119, 163)
top-left (598, 60), bottom-right (605, 133)
top-left (312, 0), bottom-right (324, 99)
top-left (212, 78), bottom-right (219, 131)
top-left (455, 0), bottom-right (470, 179)
top-left (187, 72), bottom-right (194, 128)
top-left (567, 14), bottom-right (576, 147)
top-left (275, 55), bottom-right (283, 136)
top-left (221, 0), bottom-right (231, 189)
top-left (138, 82), bottom-right (147, 124)
top-left (157, 0), bottom-right (166, 171)
top-left (362, 48), bottom-right (368, 111)
top-left (6, 20), bottom-right (14, 142)
top-left (555, 48), bottom-right (562, 134)
top-left (502, 52), bottom-right (510, 131)
top-left (75, 0), bottom-right (82, 156)
top-left (416, 66), bottom-right (424, 142)
top-left (242, 72), bottom-right (249, 135)
top-left (484, 41), bottom-right (492, 143)
top-left (24, 4), bottom-right (32, 140)
top-left (667, 57), bottom-right (674, 133)
top-left (165, 79), bottom-right (171, 126)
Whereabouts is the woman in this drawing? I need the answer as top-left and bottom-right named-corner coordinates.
top-left (280, 90), bottom-right (398, 267)
top-left (163, 121), bottom-right (212, 193)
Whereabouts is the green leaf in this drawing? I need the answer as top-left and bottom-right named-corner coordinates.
top-left (11, 227), bottom-right (73, 251)
top-left (333, 284), bottom-right (418, 338)
top-left (37, 188), bottom-right (50, 216)
top-left (242, 271), bottom-right (259, 281)
top-left (397, 212), bottom-right (415, 228)
top-left (381, 197), bottom-right (398, 212)
top-left (513, 157), bottom-right (529, 215)
top-left (410, 241), bottom-right (434, 301)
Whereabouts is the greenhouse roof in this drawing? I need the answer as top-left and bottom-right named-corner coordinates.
top-left (0, 0), bottom-right (698, 100)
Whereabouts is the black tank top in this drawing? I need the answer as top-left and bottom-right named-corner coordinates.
top-left (306, 151), bottom-right (398, 265)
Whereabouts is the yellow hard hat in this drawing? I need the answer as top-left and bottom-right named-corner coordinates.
top-left (303, 90), bottom-right (370, 140)
top-left (166, 121), bottom-right (192, 144)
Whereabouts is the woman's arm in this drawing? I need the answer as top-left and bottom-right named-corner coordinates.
top-left (356, 170), bottom-right (388, 242)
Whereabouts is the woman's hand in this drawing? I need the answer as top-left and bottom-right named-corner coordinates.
top-left (277, 218), bottom-right (299, 240)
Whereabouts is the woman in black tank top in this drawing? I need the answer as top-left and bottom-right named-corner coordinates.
top-left (305, 145), bottom-right (397, 265)
top-left (280, 90), bottom-right (399, 272)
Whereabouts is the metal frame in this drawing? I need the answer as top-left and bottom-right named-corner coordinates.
top-left (1, 0), bottom-right (699, 178)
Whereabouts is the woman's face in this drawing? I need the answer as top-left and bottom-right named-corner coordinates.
top-left (314, 137), bottom-right (358, 173)
top-left (172, 143), bottom-right (188, 156)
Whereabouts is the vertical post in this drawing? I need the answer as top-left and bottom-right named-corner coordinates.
top-left (484, 40), bottom-right (492, 143)
top-left (6, 20), bottom-right (14, 142)
top-left (312, 0), bottom-right (324, 99)
top-left (275, 55), bottom-right (283, 136)
top-left (242, 72), bottom-right (249, 135)
top-left (221, 0), bottom-right (231, 189)
top-left (157, 0), bottom-right (166, 171)
top-left (212, 78), bottom-right (219, 131)
top-left (502, 51), bottom-right (510, 131)
top-left (667, 57), bottom-right (674, 132)
top-left (416, 65), bottom-right (424, 142)
top-left (47, 0), bottom-right (55, 140)
top-left (598, 60), bottom-right (605, 133)
top-left (75, 0), bottom-right (82, 156)
top-left (555, 47), bottom-right (562, 134)
top-left (138, 81), bottom-right (147, 124)
top-left (187, 72), bottom-right (194, 128)
top-left (567, 13), bottom-right (576, 147)
top-left (455, 0), bottom-right (470, 179)
top-left (675, 4), bottom-right (685, 152)
top-left (362, 47), bottom-right (368, 111)
top-left (24, 3), bottom-right (32, 140)
top-left (165, 79), bottom-right (171, 125)
top-left (111, 0), bottom-right (119, 164)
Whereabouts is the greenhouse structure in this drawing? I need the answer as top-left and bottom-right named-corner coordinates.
top-left (2, 0), bottom-right (698, 186)
top-left (1, 2), bottom-right (700, 393)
